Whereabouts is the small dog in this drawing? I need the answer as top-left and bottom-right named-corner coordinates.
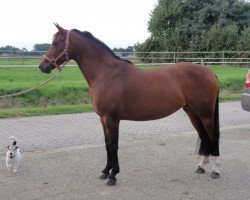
top-left (6, 136), bottom-right (21, 173)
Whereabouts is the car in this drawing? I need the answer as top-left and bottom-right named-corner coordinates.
top-left (241, 70), bottom-right (250, 111)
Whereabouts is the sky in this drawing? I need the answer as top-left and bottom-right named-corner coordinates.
top-left (0, 0), bottom-right (158, 51)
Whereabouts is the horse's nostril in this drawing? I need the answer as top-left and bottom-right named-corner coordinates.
top-left (39, 64), bottom-right (41, 69)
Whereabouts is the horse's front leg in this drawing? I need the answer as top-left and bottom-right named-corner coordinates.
top-left (101, 116), bottom-right (120, 186)
top-left (100, 117), bottom-right (112, 180)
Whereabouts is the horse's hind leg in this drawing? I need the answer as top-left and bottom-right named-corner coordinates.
top-left (197, 95), bottom-right (220, 179)
top-left (197, 155), bottom-right (209, 174)
top-left (183, 106), bottom-right (210, 174)
top-left (211, 156), bottom-right (220, 178)
top-left (201, 117), bottom-right (220, 179)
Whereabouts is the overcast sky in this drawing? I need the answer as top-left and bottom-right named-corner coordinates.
top-left (0, 0), bottom-right (158, 50)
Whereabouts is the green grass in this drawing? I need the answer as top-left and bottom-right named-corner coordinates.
top-left (0, 66), bottom-right (85, 87)
top-left (0, 66), bottom-right (89, 107)
top-left (209, 66), bottom-right (248, 100)
top-left (0, 58), bottom-right (40, 65)
top-left (0, 65), bottom-right (248, 118)
top-left (0, 58), bottom-right (77, 65)
top-left (0, 104), bottom-right (93, 118)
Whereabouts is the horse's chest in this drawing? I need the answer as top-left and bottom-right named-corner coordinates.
top-left (90, 89), bottom-right (112, 115)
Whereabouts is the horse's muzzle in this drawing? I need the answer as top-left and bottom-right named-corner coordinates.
top-left (39, 64), bottom-right (52, 74)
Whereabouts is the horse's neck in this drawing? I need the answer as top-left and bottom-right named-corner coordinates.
top-left (76, 52), bottom-right (117, 87)
top-left (73, 48), bottom-right (118, 87)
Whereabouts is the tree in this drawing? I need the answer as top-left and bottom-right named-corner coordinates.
top-left (204, 24), bottom-right (239, 51)
top-left (113, 46), bottom-right (134, 58)
top-left (138, 0), bottom-right (250, 52)
top-left (0, 45), bottom-right (22, 56)
top-left (237, 27), bottom-right (250, 50)
top-left (113, 46), bottom-right (134, 53)
top-left (0, 45), bottom-right (21, 51)
top-left (33, 43), bottom-right (50, 51)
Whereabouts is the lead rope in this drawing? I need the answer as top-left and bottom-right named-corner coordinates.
top-left (0, 70), bottom-right (61, 98)
top-left (0, 30), bottom-right (71, 98)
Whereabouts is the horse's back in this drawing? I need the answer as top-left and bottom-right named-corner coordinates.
top-left (135, 62), bottom-right (218, 99)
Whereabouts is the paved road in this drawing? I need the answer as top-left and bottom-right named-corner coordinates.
top-left (0, 101), bottom-right (249, 199)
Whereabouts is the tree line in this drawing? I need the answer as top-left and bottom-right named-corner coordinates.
top-left (0, 44), bottom-right (51, 52)
top-left (0, 44), bottom-right (134, 57)
top-left (135, 0), bottom-right (250, 52)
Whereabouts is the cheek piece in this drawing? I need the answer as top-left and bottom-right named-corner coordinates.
top-left (42, 30), bottom-right (71, 71)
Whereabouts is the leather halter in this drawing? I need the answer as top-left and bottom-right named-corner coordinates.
top-left (42, 30), bottom-right (71, 71)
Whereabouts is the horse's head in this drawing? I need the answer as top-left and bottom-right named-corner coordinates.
top-left (39, 23), bottom-right (70, 74)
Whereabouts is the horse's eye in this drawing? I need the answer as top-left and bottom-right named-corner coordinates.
top-left (52, 41), bottom-right (58, 46)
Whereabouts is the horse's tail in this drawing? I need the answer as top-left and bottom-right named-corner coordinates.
top-left (212, 92), bottom-right (220, 156)
top-left (197, 91), bottom-right (220, 156)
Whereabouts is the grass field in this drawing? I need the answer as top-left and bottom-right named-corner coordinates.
top-left (210, 66), bottom-right (248, 100)
top-left (0, 57), bottom-right (77, 65)
top-left (0, 58), bottom-right (40, 65)
top-left (0, 65), bottom-right (248, 118)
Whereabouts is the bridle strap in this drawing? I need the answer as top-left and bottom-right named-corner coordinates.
top-left (42, 54), bottom-right (62, 71)
top-left (42, 30), bottom-right (71, 71)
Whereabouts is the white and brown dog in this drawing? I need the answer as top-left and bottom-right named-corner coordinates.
top-left (6, 136), bottom-right (21, 173)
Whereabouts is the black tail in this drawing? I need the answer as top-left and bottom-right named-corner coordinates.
top-left (198, 93), bottom-right (220, 156)
top-left (212, 93), bottom-right (220, 156)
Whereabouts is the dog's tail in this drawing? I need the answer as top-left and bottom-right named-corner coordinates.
top-left (9, 136), bottom-right (17, 145)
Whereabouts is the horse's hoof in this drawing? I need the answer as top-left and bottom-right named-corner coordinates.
top-left (211, 171), bottom-right (220, 179)
top-left (195, 166), bottom-right (205, 174)
top-left (105, 178), bottom-right (117, 186)
top-left (99, 173), bottom-right (110, 180)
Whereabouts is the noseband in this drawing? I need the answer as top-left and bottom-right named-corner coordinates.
top-left (42, 30), bottom-right (71, 71)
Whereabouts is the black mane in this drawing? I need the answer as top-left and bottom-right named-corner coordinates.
top-left (72, 29), bottom-right (132, 64)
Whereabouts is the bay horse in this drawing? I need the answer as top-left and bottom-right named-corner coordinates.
top-left (39, 24), bottom-right (220, 186)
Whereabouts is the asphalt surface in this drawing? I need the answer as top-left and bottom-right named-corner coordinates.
top-left (0, 101), bottom-right (249, 200)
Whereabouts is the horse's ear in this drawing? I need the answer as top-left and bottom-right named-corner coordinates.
top-left (54, 23), bottom-right (66, 33)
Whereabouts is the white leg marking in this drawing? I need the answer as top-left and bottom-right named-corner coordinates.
top-left (198, 156), bottom-right (209, 168)
top-left (212, 156), bottom-right (220, 174)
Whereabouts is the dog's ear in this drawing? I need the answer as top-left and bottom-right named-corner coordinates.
top-left (6, 145), bottom-right (10, 150)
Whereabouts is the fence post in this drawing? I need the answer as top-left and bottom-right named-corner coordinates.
top-left (22, 50), bottom-right (24, 65)
top-left (222, 51), bottom-right (225, 65)
top-left (173, 52), bottom-right (176, 63)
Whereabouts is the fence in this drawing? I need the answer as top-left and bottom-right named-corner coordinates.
top-left (120, 51), bottom-right (250, 66)
top-left (1, 50), bottom-right (250, 67)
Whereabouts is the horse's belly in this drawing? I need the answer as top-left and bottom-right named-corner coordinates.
top-left (121, 102), bottom-right (183, 121)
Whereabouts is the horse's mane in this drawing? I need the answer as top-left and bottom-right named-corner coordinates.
top-left (72, 29), bottom-right (132, 64)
